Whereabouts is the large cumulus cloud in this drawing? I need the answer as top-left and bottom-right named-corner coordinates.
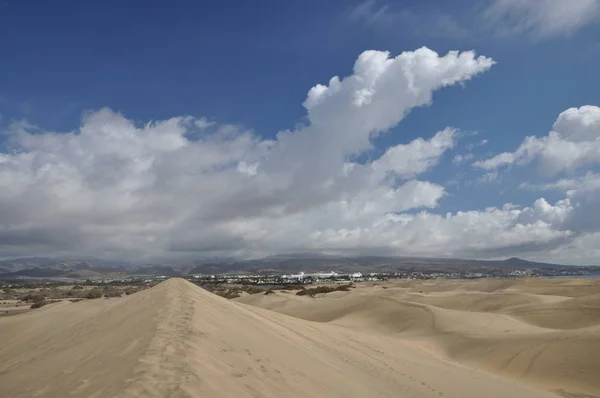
top-left (10, 47), bottom-right (594, 262)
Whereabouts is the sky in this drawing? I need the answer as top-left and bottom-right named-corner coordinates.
top-left (1, 0), bottom-right (600, 264)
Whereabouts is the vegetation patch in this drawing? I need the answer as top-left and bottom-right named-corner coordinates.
top-left (30, 296), bottom-right (48, 309)
top-left (85, 289), bottom-right (103, 299)
top-left (296, 284), bottom-right (353, 297)
top-left (69, 298), bottom-right (84, 303)
top-left (103, 288), bottom-right (123, 298)
top-left (124, 287), bottom-right (142, 295)
top-left (214, 289), bottom-right (242, 299)
top-left (196, 281), bottom-right (309, 300)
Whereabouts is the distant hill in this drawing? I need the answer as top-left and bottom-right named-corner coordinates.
top-left (0, 258), bottom-right (179, 281)
top-left (483, 257), bottom-right (563, 269)
top-left (134, 266), bottom-right (181, 277)
top-left (0, 267), bottom-right (66, 278)
top-left (0, 257), bottom-right (133, 273)
top-left (0, 254), bottom-right (584, 281)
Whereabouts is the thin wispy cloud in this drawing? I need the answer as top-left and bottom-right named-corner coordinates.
top-left (351, 0), bottom-right (600, 42)
top-left (484, 0), bottom-right (600, 39)
top-left (452, 153), bottom-right (474, 164)
top-left (466, 139), bottom-right (489, 151)
top-left (349, 0), bottom-right (468, 39)
top-left (349, 0), bottom-right (390, 26)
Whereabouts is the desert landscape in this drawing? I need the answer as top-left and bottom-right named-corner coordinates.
top-left (3, 1), bottom-right (600, 397)
top-left (1, 277), bottom-right (599, 398)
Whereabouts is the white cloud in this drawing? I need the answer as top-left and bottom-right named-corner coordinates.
top-left (516, 197), bottom-right (572, 226)
top-left (4, 48), bottom-right (600, 264)
top-left (484, 0), bottom-right (600, 39)
top-left (0, 47), bottom-right (495, 260)
top-left (372, 128), bottom-right (456, 179)
top-left (307, 202), bottom-right (572, 258)
top-left (519, 171), bottom-right (600, 191)
top-left (350, 0), bottom-right (389, 25)
top-left (478, 171), bottom-right (500, 183)
top-left (350, 1), bottom-right (467, 38)
top-left (553, 105), bottom-right (600, 142)
top-left (237, 161), bottom-right (259, 176)
top-left (563, 172), bottom-right (600, 233)
top-left (466, 139), bottom-right (488, 150)
top-left (468, 105), bottom-right (600, 263)
top-left (474, 106), bottom-right (600, 175)
top-left (530, 232), bottom-right (600, 265)
top-left (453, 153), bottom-right (474, 164)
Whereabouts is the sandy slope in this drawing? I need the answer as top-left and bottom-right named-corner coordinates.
top-left (237, 278), bottom-right (600, 397)
top-left (0, 279), bottom-right (561, 398)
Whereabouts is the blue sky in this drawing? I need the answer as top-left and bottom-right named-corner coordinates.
top-left (1, 0), bottom-right (600, 263)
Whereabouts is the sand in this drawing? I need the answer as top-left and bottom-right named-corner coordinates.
top-left (237, 278), bottom-right (600, 397)
top-left (1, 278), bottom-right (598, 397)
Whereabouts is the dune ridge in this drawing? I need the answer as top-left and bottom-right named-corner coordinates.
top-left (0, 278), bottom-right (564, 398)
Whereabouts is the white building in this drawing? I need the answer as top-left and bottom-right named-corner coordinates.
top-left (282, 271), bottom-right (305, 280)
top-left (308, 271), bottom-right (338, 279)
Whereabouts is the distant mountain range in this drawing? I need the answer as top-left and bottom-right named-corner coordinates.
top-left (186, 255), bottom-right (570, 275)
top-left (0, 254), bottom-right (587, 281)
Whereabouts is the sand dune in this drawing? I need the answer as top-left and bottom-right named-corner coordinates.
top-left (0, 279), bottom-right (565, 398)
top-left (237, 278), bottom-right (600, 397)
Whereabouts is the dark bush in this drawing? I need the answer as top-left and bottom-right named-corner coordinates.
top-left (30, 299), bottom-right (47, 309)
top-left (71, 285), bottom-right (84, 290)
top-left (86, 289), bottom-right (103, 299)
top-left (124, 287), bottom-right (141, 296)
top-left (277, 284), bottom-right (305, 291)
top-left (241, 286), bottom-right (263, 295)
top-left (44, 290), bottom-right (69, 300)
top-left (103, 289), bottom-right (123, 298)
top-left (214, 289), bottom-right (241, 299)
top-left (296, 284), bottom-right (353, 297)
top-left (20, 293), bottom-right (46, 303)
